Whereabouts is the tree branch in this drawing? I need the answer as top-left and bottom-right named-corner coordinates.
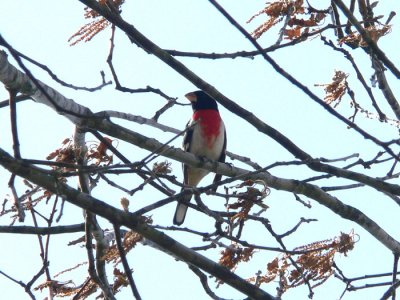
top-left (0, 270), bottom-right (36, 300)
top-left (332, 0), bottom-right (400, 79)
top-left (0, 47), bottom-right (93, 123)
top-left (75, 0), bottom-right (400, 193)
top-left (113, 224), bottom-right (142, 300)
top-left (0, 147), bottom-right (277, 300)
top-left (0, 224), bottom-right (85, 234)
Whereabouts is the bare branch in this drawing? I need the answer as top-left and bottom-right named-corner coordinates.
top-left (0, 224), bottom-right (85, 234)
top-left (113, 224), bottom-right (142, 300)
top-left (332, 0), bottom-right (400, 78)
top-left (0, 41), bottom-right (93, 122)
top-left (8, 174), bottom-right (25, 222)
top-left (13, 48), bottom-right (112, 92)
top-left (0, 147), bottom-right (277, 300)
top-left (106, 24), bottom-right (175, 102)
top-left (2, 143), bottom-right (400, 255)
top-left (0, 94), bottom-right (30, 108)
top-left (188, 266), bottom-right (231, 300)
top-left (0, 269), bottom-right (36, 300)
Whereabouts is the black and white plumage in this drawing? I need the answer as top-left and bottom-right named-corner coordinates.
top-left (173, 91), bottom-right (226, 226)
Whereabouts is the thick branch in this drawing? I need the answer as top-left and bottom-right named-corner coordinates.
top-left (76, 0), bottom-right (400, 188)
top-left (0, 49), bottom-right (92, 123)
top-left (0, 224), bottom-right (84, 235)
top-left (1, 144), bottom-right (400, 254)
top-left (0, 148), bottom-right (276, 300)
top-left (1, 50), bottom-right (400, 253)
top-left (1, 17), bottom-right (398, 203)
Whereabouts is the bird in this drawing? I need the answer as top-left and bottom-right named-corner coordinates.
top-left (173, 90), bottom-right (227, 225)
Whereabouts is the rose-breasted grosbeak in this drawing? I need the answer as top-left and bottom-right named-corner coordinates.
top-left (173, 91), bottom-right (227, 225)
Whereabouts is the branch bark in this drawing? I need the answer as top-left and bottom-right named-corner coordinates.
top-left (1, 46), bottom-right (400, 253)
top-left (0, 49), bottom-right (92, 123)
top-left (332, 0), bottom-right (400, 79)
top-left (0, 224), bottom-right (84, 234)
top-left (75, 0), bottom-right (400, 185)
top-left (0, 148), bottom-right (276, 300)
top-left (1, 22), bottom-right (399, 200)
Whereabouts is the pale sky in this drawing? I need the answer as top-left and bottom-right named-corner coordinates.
top-left (1, 1), bottom-right (400, 299)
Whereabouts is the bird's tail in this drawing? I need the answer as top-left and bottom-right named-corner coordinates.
top-left (173, 189), bottom-right (192, 225)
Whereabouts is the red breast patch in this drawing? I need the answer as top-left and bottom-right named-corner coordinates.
top-left (193, 110), bottom-right (222, 147)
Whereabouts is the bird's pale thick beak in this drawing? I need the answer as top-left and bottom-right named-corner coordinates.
top-left (185, 92), bottom-right (197, 102)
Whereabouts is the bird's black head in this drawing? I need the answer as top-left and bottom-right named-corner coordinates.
top-left (185, 91), bottom-right (219, 111)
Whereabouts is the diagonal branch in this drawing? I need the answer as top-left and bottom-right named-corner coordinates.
top-left (13, 47), bottom-right (111, 92)
top-left (0, 148), bottom-right (276, 300)
top-left (1, 143), bottom-right (400, 254)
top-left (1, 16), bottom-right (399, 202)
top-left (0, 224), bottom-right (85, 234)
top-left (113, 224), bottom-right (142, 300)
top-left (0, 269), bottom-right (36, 300)
top-left (0, 48), bottom-right (92, 123)
top-left (76, 0), bottom-right (400, 186)
top-left (332, 0), bottom-right (400, 79)
top-left (1, 20), bottom-right (400, 253)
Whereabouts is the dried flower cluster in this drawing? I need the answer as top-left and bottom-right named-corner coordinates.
top-left (249, 231), bottom-right (356, 295)
top-left (315, 70), bottom-right (349, 106)
top-left (34, 279), bottom-right (83, 298)
top-left (339, 25), bottom-right (391, 48)
top-left (152, 160), bottom-right (172, 175)
top-left (47, 137), bottom-right (114, 169)
top-left (36, 224), bottom-right (150, 299)
top-left (46, 138), bottom-right (78, 167)
top-left (219, 242), bottom-right (255, 272)
top-left (68, 0), bottom-right (125, 46)
top-left (103, 230), bottom-right (144, 264)
top-left (226, 179), bottom-right (270, 224)
top-left (87, 137), bottom-right (114, 166)
top-left (247, 0), bottom-right (326, 40)
top-left (112, 268), bottom-right (129, 293)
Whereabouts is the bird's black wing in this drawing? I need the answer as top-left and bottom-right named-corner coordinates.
top-left (212, 127), bottom-right (227, 191)
top-left (182, 119), bottom-right (194, 185)
top-left (173, 120), bottom-right (194, 225)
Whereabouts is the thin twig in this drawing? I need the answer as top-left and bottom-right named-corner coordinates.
top-left (0, 94), bottom-right (30, 108)
top-left (113, 224), bottom-right (142, 300)
top-left (89, 129), bottom-right (173, 196)
top-left (13, 48), bottom-right (111, 92)
top-left (29, 200), bottom-right (51, 277)
top-left (207, 0), bottom-right (398, 163)
top-left (0, 270), bottom-right (36, 300)
top-left (188, 266), bottom-right (230, 300)
top-left (8, 88), bottom-right (21, 158)
top-left (106, 25), bottom-right (175, 102)
top-left (332, 0), bottom-right (400, 78)
top-left (8, 174), bottom-right (25, 222)
top-left (7, 88), bottom-right (25, 221)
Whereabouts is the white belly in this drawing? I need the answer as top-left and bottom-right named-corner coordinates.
top-left (189, 120), bottom-right (225, 160)
top-left (184, 120), bottom-right (225, 187)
